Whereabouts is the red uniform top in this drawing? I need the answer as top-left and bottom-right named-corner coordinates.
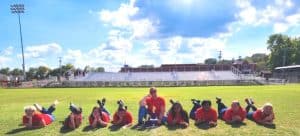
top-left (146, 96), bottom-right (166, 115)
top-left (253, 109), bottom-right (275, 122)
top-left (195, 108), bottom-right (218, 122)
top-left (167, 113), bottom-right (185, 124)
top-left (64, 114), bottom-right (82, 128)
top-left (113, 111), bottom-right (133, 125)
top-left (223, 107), bottom-right (246, 122)
top-left (23, 113), bottom-right (52, 126)
top-left (88, 111), bottom-right (110, 125)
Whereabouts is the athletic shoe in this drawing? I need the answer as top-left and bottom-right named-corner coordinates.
top-left (52, 100), bottom-right (59, 107)
top-left (34, 103), bottom-right (43, 111)
top-left (245, 98), bottom-right (251, 105)
top-left (249, 98), bottom-right (255, 105)
top-left (101, 98), bottom-right (106, 106)
top-left (216, 97), bottom-right (222, 104)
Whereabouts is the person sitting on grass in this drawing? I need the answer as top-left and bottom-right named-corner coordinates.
top-left (216, 97), bottom-right (246, 124)
top-left (167, 99), bottom-right (189, 128)
top-left (63, 102), bottom-right (83, 129)
top-left (23, 100), bottom-right (59, 129)
top-left (138, 87), bottom-right (166, 126)
top-left (245, 98), bottom-right (275, 125)
top-left (89, 98), bottom-right (110, 128)
top-left (189, 99), bottom-right (201, 120)
top-left (111, 100), bottom-right (133, 129)
top-left (194, 100), bottom-right (218, 127)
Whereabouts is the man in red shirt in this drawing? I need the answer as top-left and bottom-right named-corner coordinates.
top-left (138, 87), bottom-right (166, 126)
top-left (245, 98), bottom-right (275, 125)
top-left (167, 100), bottom-right (189, 128)
top-left (112, 100), bottom-right (133, 129)
top-left (63, 102), bottom-right (83, 129)
top-left (216, 98), bottom-right (246, 124)
top-left (23, 100), bottom-right (58, 129)
top-left (194, 100), bottom-right (217, 127)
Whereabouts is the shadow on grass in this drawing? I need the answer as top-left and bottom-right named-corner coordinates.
top-left (248, 119), bottom-right (276, 129)
top-left (226, 122), bottom-right (247, 128)
top-left (195, 123), bottom-right (215, 130)
top-left (259, 123), bottom-right (276, 129)
top-left (6, 127), bottom-right (35, 135)
top-left (130, 123), bottom-right (160, 131)
top-left (59, 126), bottom-right (75, 134)
top-left (165, 125), bottom-right (187, 131)
top-left (108, 125), bottom-right (122, 131)
top-left (82, 125), bottom-right (107, 132)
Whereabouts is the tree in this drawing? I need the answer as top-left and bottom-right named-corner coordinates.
top-left (138, 65), bottom-right (154, 68)
top-left (204, 58), bottom-right (217, 65)
top-left (96, 67), bottom-right (105, 72)
top-left (26, 67), bottom-right (38, 80)
top-left (0, 67), bottom-right (10, 75)
top-left (267, 34), bottom-right (292, 69)
top-left (251, 53), bottom-right (268, 63)
top-left (49, 68), bottom-right (60, 77)
top-left (36, 66), bottom-right (50, 79)
top-left (267, 34), bottom-right (297, 69)
top-left (10, 68), bottom-right (23, 76)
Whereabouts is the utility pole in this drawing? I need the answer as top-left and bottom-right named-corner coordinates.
top-left (282, 48), bottom-right (287, 66)
top-left (11, 4), bottom-right (26, 80)
top-left (218, 50), bottom-right (222, 63)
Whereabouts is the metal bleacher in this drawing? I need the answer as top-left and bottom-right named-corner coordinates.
top-left (73, 71), bottom-right (239, 81)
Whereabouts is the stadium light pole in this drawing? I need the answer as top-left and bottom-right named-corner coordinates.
top-left (11, 4), bottom-right (26, 80)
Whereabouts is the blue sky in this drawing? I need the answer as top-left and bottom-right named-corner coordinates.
top-left (1, 0), bottom-right (300, 71)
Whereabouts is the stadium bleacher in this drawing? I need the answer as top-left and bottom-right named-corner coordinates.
top-left (73, 71), bottom-right (239, 82)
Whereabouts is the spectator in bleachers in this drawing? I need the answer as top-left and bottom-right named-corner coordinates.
top-left (89, 98), bottom-right (110, 128)
top-left (216, 98), bottom-right (246, 124)
top-left (245, 98), bottom-right (275, 125)
top-left (193, 100), bottom-right (218, 127)
top-left (167, 100), bottom-right (189, 128)
top-left (138, 87), bottom-right (166, 126)
top-left (111, 100), bottom-right (133, 129)
top-left (63, 102), bottom-right (83, 129)
top-left (23, 100), bottom-right (59, 129)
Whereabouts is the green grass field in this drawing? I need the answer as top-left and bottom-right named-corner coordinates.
top-left (1, 85), bottom-right (300, 136)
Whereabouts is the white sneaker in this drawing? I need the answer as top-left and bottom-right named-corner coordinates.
top-left (52, 100), bottom-right (59, 106)
top-left (33, 103), bottom-right (43, 111)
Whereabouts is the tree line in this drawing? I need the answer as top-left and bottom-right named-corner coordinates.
top-left (0, 64), bottom-right (105, 80)
top-left (204, 34), bottom-right (300, 71)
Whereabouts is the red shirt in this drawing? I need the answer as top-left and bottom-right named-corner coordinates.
top-left (195, 108), bottom-right (217, 122)
top-left (23, 113), bottom-right (52, 126)
top-left (167, 113), bottom-right (185, 124)
top-left (146, 96), bottom-right (166, 115)
top-left (113, 111), bottom-right (133, 125)
top-left (223, 108), bottom-right (246, 122)
top-left (253, 109), bottom-right (275, 122)
top-left (89, 111), bottom-right (110, 125)
top-left (64, 114), bottom-right (82, 128)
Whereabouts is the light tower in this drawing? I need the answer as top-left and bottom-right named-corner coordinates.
top-left (11, 4), bottom-right (26, 80)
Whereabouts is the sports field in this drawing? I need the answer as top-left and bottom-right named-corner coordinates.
top-left (1, 85), bottom-right (300, 136)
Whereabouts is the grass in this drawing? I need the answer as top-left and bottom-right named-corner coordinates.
top-left (1, 85), bottom-right (300, 136)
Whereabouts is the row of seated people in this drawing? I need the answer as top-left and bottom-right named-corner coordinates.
top-left (22, 87), bottom-right (275, 130)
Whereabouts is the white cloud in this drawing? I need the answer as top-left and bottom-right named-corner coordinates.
top-left (274, 22), bottom-right (289, 33)
top-left (18, 43), bottom-right (62, 59)
top-left (0, 46), bottom-right (14, 68)
top-left (273, 11), bottom-right (300, 33)
top-left (235, 0), bottom-right (300, 33)
top-left (2, 46), bottom-right (14, 56)
top-left (99, 0), bottom-right (157, 40)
